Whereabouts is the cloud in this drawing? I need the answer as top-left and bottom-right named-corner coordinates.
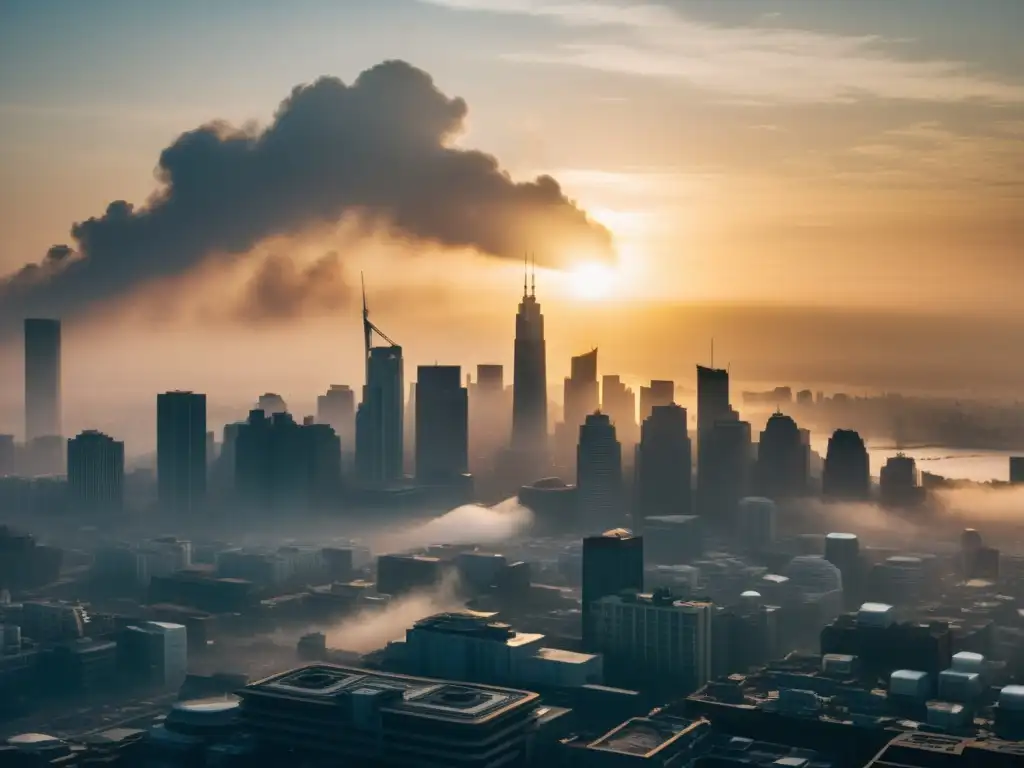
top-left (424, 0), bottom-right (1024, 105)
top-left (370, 497), bottom-right (534, 554)
top-left (0, 60), bottom-right (612, 330)
top-left (236, 251), bottom-right (351, 323)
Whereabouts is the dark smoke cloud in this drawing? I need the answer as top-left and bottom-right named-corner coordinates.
top-left (238, 251), bottom-right (350, 322)
top-left (0, 60), bottom-right (612, 329)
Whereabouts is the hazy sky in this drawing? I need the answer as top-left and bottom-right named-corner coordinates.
top-left (1, 0), bottom-right (1023, 441)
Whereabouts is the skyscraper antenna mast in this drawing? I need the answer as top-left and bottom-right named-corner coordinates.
top-left (530, 253), bottom-right (536, 297)
top-left (523, 253), bottom-right (528, 297)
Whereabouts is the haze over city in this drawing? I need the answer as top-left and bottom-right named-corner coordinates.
top-left (2, 0), bottom-right (1024, 448)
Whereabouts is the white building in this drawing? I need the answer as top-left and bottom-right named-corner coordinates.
top-left (123, 620), bottom-right (188, 686)
top-left (591, 592), bottom-right (713, 694)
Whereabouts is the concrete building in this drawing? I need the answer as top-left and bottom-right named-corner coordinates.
top-left (157, 391), bottom-right (207, 515)
top-left (415, 365), bottom-right (469, 483)
top-left (635, 403), bottom-right (692, 527)
top-left (120, 621), bottom-right (188, 687)
top-left (66, 430), bottom-right (124, 513)
top-left (582, 530), bottom-right (644, 651)
top-left (577, 412), bottom-right (624, 532)
top-left (24, 318), bottom-right (61, 447)
top-left (639, 379), bottom-right (675, 424)
top-left (592, 591), bottom-right (713, 695)
top-left (822, 429), bottom-right (870, 500)
top-left (236, 664), bottom-right (541, 767)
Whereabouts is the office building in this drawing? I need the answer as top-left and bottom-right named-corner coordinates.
top-left (157, 391), bottom-right (207, 515)
top-left (880, 453), bottom-right (925, 508)
top-left (415, 365), bottom-right (468, 483)
top-left (823, 429), bottom-right (870, 500)
top-left (582, 530), bottom-right (643, 650)
top-left (736, 497), bottom-right (777, 551)
top-left (592, 592), bottom-right (713, 694)
top-left (1010, 456), bottom-right (1024, 484)
top-left (317, 384), bottom-right (355, 451)
top-left (635, 403), bottom-right (692, 525)
top-left (601, 374), bottom-right (637, 445)
top-left (577, 412), bottom-right (624, 531)
top-left (237, 664), bottom-right (541, 767)
top-left (477, 364), bottom-right (503, 392)
top-left (755, 412), bottom-right (809, 499)
top-left (511, 264), bottom-right (548, 453)
top-left (696, 364), bottom-right (730, 447)
top-left (697, 418), bottom-right (751, 526)
top-left (468, 364), bottom-right (508, 475)
top-left (234, 410), bottom-right (342, 512)
top-left (563, 348), bottom-right (600, 433)
top-left (355, 330), bottom-right (404, 486)
top-left (824, 532), bottom-right (862, 610)
top-left (66, 430), bottom-right (124, 513)
top-left (639, 379), bottom-right (674, 424)
top-left (402, 611), bottom-right (602, 688)
top-left (24, 318), bottom-right (62, 446)
top-left (377, 554), bottom-right (446, 597)
top-left (120, 621), bottom-right (188, 686)
top-left (0, 434), bottom-right (13, 476)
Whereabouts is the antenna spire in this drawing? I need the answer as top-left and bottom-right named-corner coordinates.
top-left (523, 253), bottom-right (528, 297)
top-left (530, 252), bottom-right (536, 297)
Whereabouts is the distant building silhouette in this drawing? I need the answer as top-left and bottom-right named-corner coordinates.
top-left (467, 364), bottom-right (509, 480)
top-left (355, 282), bottom-right (404, 486)
top-left (582, 529), bottom-right (643, 651)
top-left (256, 392), bottom-right (288, 415)
top-left (511, 262), bottom-right (548, 453)
top-left (823, 429), bottom-right (870, 500)
top-left (24, 318), bottom-right (62, 473)
top-left (67, 430), bottom-right (124, 513)
top-left (601, 374), bottom-right (637, 445)
top-left (0, 434), bottom-right (14, 476)
top-left (824, 532), bottom-right (862, 610)
top-left (638, 379), bottom-right (674, 425)
top-left (157, 391), bottom-right (207, 515)
top-left (577, 412), bottom-right (624, 532)
top-left (634, 403), bottom-right (692, 526)
top-left (880, 453), bottom-right (924, 508)
top-left (1010, 456), bottom-right (1024, 484)
top-left (415, 365), bottom-right (468, 484)
top-left (696, 365), bottom-right (730, 445)
top-left (317, 385), bottom-right (355, 446)
top-left (755, 412), bottom-right (809, 499)
top-left (476, 364), bottom-right (503, 391)
top-left (698, 418), bottom-right (751, 526)
top-left (235, 410), bottom-right (342, 512)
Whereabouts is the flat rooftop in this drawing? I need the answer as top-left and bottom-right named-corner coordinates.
top-left (243, 664), bottom-right (538, 724)
top-left (532, 647), bottom-right (596, 665)
top-left (588, 715), bottom-right (707, 758)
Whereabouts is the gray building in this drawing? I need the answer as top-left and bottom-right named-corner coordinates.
top-left (157, 391), bottom-right (207, 515)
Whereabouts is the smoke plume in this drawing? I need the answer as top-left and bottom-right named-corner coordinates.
top-left (324, 574), bottom-right (463, 653)
top-left (370, 497), bottom-right (534, 553)
top-left (0, 60), bottom-right (612, 329)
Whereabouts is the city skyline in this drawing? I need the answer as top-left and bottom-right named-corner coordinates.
top-left (2, 1), bottom-right (1024, 412)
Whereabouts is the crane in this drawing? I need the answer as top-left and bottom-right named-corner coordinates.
top-left (361, 272), bottom-right (399, 353)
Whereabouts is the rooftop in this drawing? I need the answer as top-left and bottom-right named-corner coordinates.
top-left (532, 647), bottom-right (597, 665)
top-left (588, 715), bottom-right (708, 758)
top-left (243, 664), bottom-right (538, 724)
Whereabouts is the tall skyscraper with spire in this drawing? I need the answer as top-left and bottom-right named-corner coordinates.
top-left (355, 276), bottom-right (404, 486)
top-left (511, 257), bottom-right (548, 452)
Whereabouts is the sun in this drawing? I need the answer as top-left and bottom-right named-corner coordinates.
top-left (567, 262), bottom-right (615, 301)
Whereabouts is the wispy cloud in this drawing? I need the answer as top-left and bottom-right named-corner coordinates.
top-left (423, 0), bottom-right (1024, 105)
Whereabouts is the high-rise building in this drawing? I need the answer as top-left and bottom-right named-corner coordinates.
top-left (582, 529), bottom-right (643, 650)
top-left (696, 365), bottom-right (730, 445)
top-left (1010, 457), bottom-right (1024, 484)
top-left (601, 375), bottom-right (637, 445)
top-left (639, 379), bottom-right (674, 424)
top-left (415, 365), bottom-right (468, 483)
top-left (0, 434), bottom-right (14, 476)
top-left (822, 429), bottom-right (870, 500)
top-left (317, 385), bottom-right (355, 445)
top-left (755, 412), bottom-right (809, 499)
top-left (880, 453), bottom-right (924, 508)
top-left (634, 404), bottom-right (692, 525)
top-left (235, 410), bottom-right (342, 512)
top-left (577, 412), bottom-right (624, 532)
top-left (468, 364), bottom-right (509, 479)
top-left (563, 348), bottom-right (599, 433)
top-left (511, 265), bottom-right (547, 453)
top-left (24, 319), bottom-right (62, 467)
top-left (256, 393), bottom-right (288, 415)
top-left (697, 418), bottom-right (751, 526)
top-left (476, 364), bottom-right (503, 392)
top-left (355, 284), bottom-right (404, 486)
top-left (67, 430), bottom-right (124, 513)
top-left (824, 532), bottom-right (862, 610)
top-left (157, 391), bottom-right (207, 515)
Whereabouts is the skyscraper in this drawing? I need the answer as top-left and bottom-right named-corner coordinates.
top-left (755, 412), bottom-right (809, 499)
top-left (256, 393), bottom-right (288, 415)
top-left (24, 318), bottom-right (61, 444)
top-left (879, 453), bottom-right (924, 508)
top-left (67, 430), bottom-right (124, 513)
top-left (563, 348), bottom-right (599, 432)
top-left (511, 263), bottom-right (547, 452)
top-left (697, 418), bottom-right (752, 526)
top-left (601, 374), bottom-right (637, 446)
top-left (639, 379), bottom-right (674, 424)
top-left (635, 403), bottom-right (692, 525)
top-left (415, 365), bottom-right (468, 483)
top-left (696, 365), bottom-right (730, 445)
top-left (157, 391), bottom-right (207, 515)
top-left (355, 281), bottom-right (404, 486)
top-left (582, 529), bottom-right (643, 651)
top-left (577, 412), bottom-right (624, 531)
top-left (822, 429), bottom-right (871, 500)
top-left (317, 384), bottom-right (356, 462)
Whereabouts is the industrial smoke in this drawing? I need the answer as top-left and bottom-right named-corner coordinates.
top-left (0, 60), bottom-right (612, 330)
top-left (371, 497), bottom-right (533, 554)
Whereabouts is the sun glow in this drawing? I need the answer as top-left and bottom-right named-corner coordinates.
top-left (567, 262), bottom-right (616, 301)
